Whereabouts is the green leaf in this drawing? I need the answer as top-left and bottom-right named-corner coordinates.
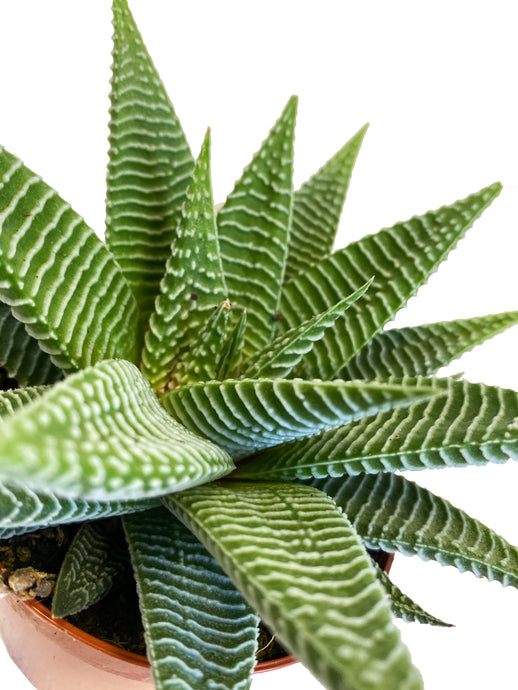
top-left (217, 98), bottom-right (297, 358)
top-left (285, 124), bottom-right (368, 282)
top-left (375, 566), bottom-right (452, 627)
top-left (123, 507), bottom-right (258, 690)
top-left (174, 300), bottom-right (232, 386)
top-left (216, 308), bottom-right (247, 380)
top-left (341, 312), bottom-right (518, 380)
top-left (279, 183), bottom-right (502, 379)
top-left (0, 479), bottom-right (159, 531)
top-left (106, 0), bottom-right (194, 330)
top-left (52, 519), bottom-right (123, 618)
top-left (235, 377), bottom-right (518, 478)
top-left (0, 385), bottom-right (48, 417)
top-left (0, 359), bottom-right (234, 500)
top-left (0, 147), bottom-right (140, 372)
top-left (162, 378), bottom-right (437, 459)
top-left (242, 280), bottom-right (372, 379)
top-left (165, 482), bottom-right (423, 690)
top-left (0, 302), bottom-right (63, 386)
top-left (142, 130), bottom-right (227, 393)
top-left (309, 473), bottom-right (518, 589)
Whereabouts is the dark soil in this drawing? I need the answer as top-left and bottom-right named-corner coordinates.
top-left (0, 367), bottom-right (19, 391)
top-left (0, 523), bottom-right (289, 663)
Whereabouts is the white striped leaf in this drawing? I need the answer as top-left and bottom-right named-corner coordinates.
top-left (142, 130), bottom-right (227, 393)
top-left (0, 359), bottom-right (234, 500)
top-left (106, 0), bottom-right (194, 330)
top-left (309, 473), bottom-right (518, 589)
top-left (341, 312), bottom-right (518, 380)
top-left (52, 519), bottom-right (123, 618)
top-left (279, 183), bottom-right (502, 380)
top-left (234, 377), bottom-right (518, 479)
top-left (0, 479), bottom-right (159, 531)
top-left (285, 124), bottom-right (368, 282)
top-left (375, 566), bottom-right (452, 627)
top-left (0, 525), bottom-right (44, 539)
top-left (0, 147), bottom-right (140, 372)
top-left (1, 384), bottom-right (155, 532)
top-left (161, 378), bottom-right (437, 458)
top-left (0, 385), bottom-right (47, 416)
top-left (216, 308), bottom-right (247, 380)
top-left (0, 302), bottom-right (63, 386)
top-left (174, 300), bottom-right (232, 386)
top-left (217, 98), bottom-right (297, 358)
top-left (123, 507), bottom-right (258, 690)
top-left (242, 280), bottom-right (372, 379)
top-left (165, 482), bottom-right (423, 690)
top-left (1, 385), bottom-right (154, 532)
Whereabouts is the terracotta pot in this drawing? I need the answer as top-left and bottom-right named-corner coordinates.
top-left (0, 594), bottom-right (296, 689)
top-left (0, 551), bottom-right (394, 689)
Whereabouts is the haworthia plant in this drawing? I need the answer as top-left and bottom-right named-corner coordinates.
top-left (123, 507), bottom-right (259, 690)
top-left (106, 0), bottom-right (194, 333)
top-left (307, 473), bottom-right (518, 588)
top-left (234, 377), bottom-right (518, 479)
top-left (217, 96), bottom-right (297, 358)
top-left (142, 130), bottom-right (227, 393)
top-left (162, 378), bottom-right (438, 458)
top-left (0, 302), bottom-right (63, 386)
top-left (374, 566), bottom-right (452, 628)
top-left (242, 281), bottom-right (372, 380)
top-left (341, 312), bottom-right (518, 380)
top-left (0, 1), bottom-right (517, 689)
top-left (52, 519), bottom-right (125, 618)
top-left (284, 124), bottom-right (368, 282)
top-left (165, 482), bottom-right (423, 690)
top-left (0, 360), bottom-right (234, 500)
top-left (279, 182), bottom-right (502, 380)
top-left (0, 148), bottom-right (140, 372)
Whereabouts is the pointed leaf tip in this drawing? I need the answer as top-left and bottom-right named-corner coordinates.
top-left (280, 180), bottom-right (505, 379)
top-left (217, 96), bottom-right (297, 356)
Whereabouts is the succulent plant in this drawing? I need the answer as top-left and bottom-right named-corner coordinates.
top-left (1, 1), bottom-right (518, 689)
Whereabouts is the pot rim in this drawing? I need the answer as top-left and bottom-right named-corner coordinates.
top-left (1, 551), bottom-right (394, 676)
top-left (21, 598), bottom-right (297, 673)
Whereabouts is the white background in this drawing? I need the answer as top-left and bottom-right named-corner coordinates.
top-left (1, 1), bottom-right (518, 688)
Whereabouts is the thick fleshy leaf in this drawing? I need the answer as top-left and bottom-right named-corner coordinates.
top-left (106, 0), bottom-right (194, 329)
top-left (217, 98), bottom-right (297, 357)
top-left (284, 124), bottom-right (368, 282)
top-left (52, 519), bottom-right (123, 618)
top-left (0, 385), bottom-right (47, 416)
top-left (342, 312), bottom-right (518, 380)
top-left (161, 378), bottom-right (436, 459)
top-left (142, 130), bottom-right (227, 393)
top-left (279, 183), bottom-right (502, 379)
top-left (375, 566), bottom-right (452, 627)
top-left (309, 473), bottom-right (518, 589)
top-left (0, 359), bottom-right (233, 500)
top-left (165, 482), bottom-right (423, 690)
top-left (0, 479), bottom-right (158, 531)
top-left (0, 302), bottom-right (63, 386)
top-left (216, 309), bottom-right (247, 380)
top-left (242, 281), bottom-right (372, 379)
top-left (174, 300), bottom-right (232, 386)
top-left (123, 507), bottom-right (258, 690)
top-left (0, 147), bottom-right (140, 372)
top-left (1, 386), bottom-right (157, 532)
top-left (235, 377), bottom-right (518, 478)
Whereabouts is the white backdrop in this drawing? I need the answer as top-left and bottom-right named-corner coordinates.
top-left (1, 1), bottom-right (518, 688)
